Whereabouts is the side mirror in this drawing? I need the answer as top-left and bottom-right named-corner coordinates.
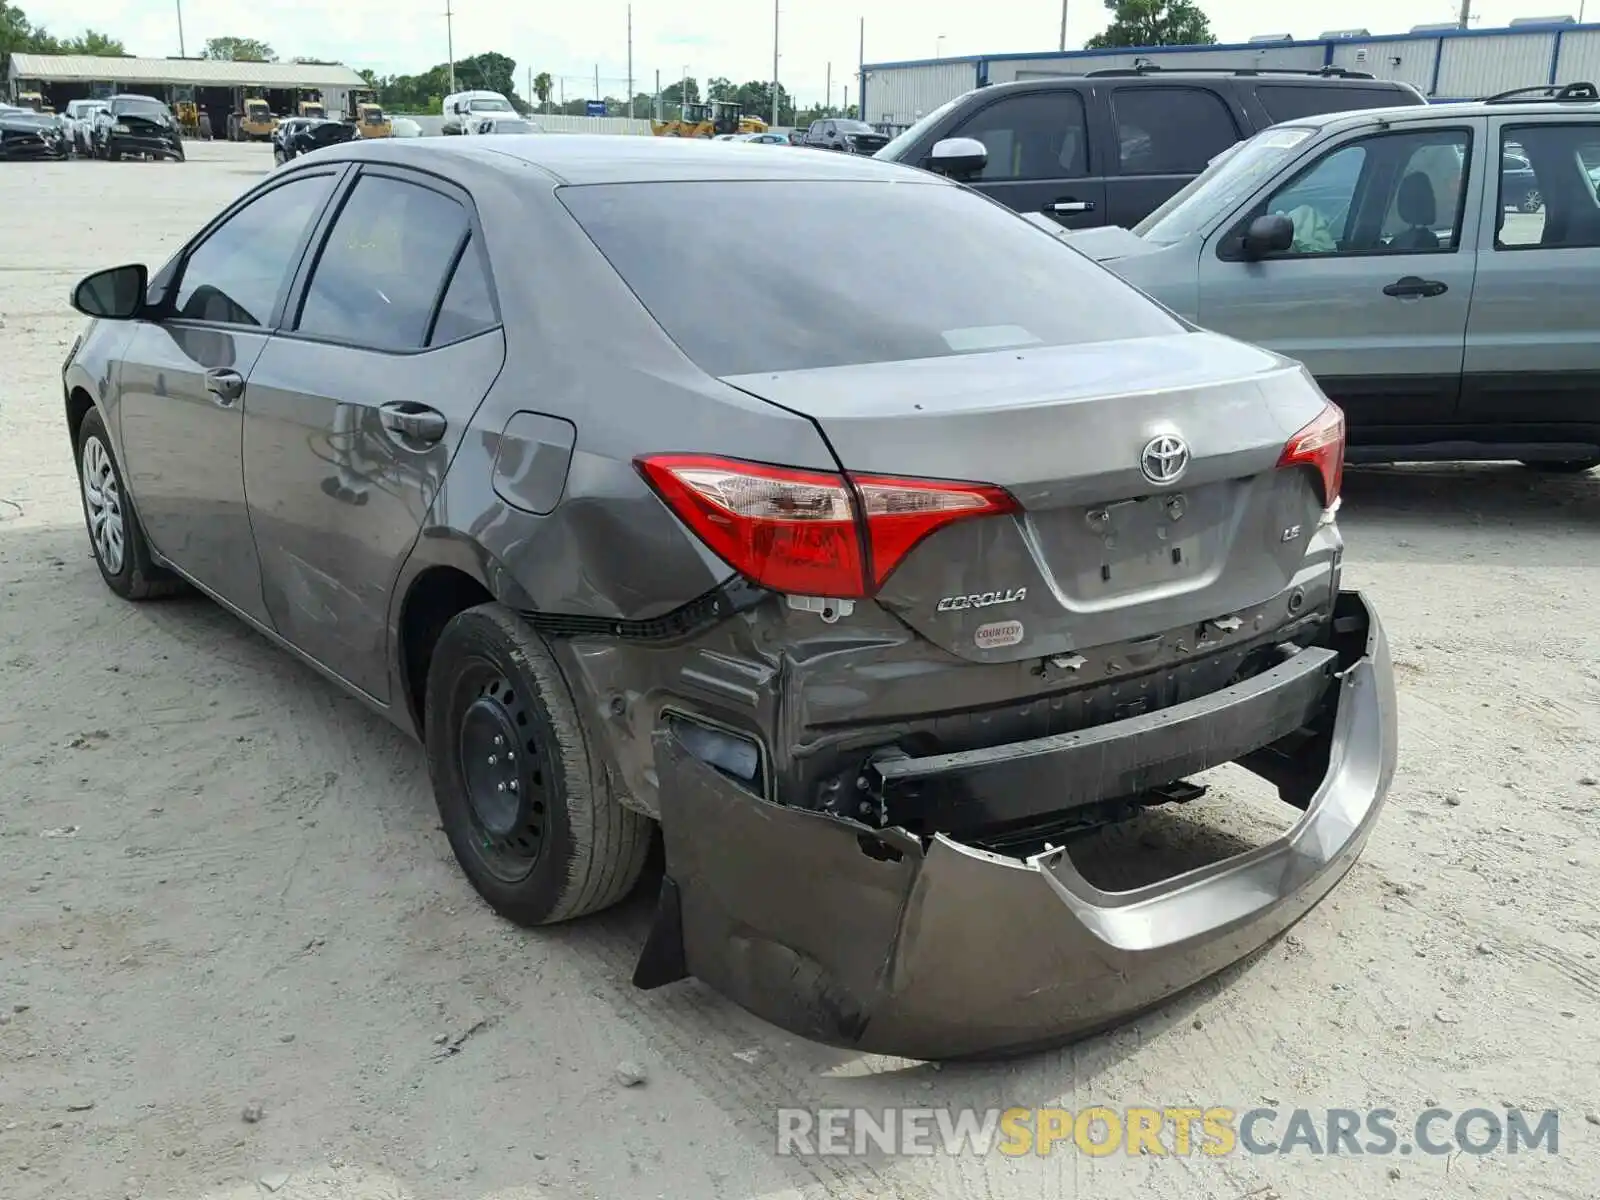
top-left (927, 136), bottom-right (987, 177)
top-left (71, 264), bottom-right (148, 320)
top-left (1240, 213), bottom-right (1294, 260)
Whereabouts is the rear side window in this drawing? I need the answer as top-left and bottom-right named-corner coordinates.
top-left (296, 175), bottom-right (471, 351)
top-left (1256, 84), bottom-right (1415, 123)
top-left (558, 180), bottom-right (1184, 376)
top-left (428, 236), bottom-right (498, 345)
top-left (949, 91), bottom-right (1089, 180)
top-left (1111, 87), bottom-right (1239, 176)
top-left (1496, 123), bottom-right (1600, 249)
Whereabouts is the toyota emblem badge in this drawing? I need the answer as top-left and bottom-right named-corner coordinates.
top-left (1140, 434), bottom-right (1190, 486)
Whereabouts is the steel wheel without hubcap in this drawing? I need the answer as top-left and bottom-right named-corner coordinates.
top-left (81, 435), bottom-right (126, 575)
top-left (456, 665), bottom-right (549, 883)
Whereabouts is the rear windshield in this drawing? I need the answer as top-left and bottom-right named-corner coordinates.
top-left (1256, 83), bottom-right (1416, 123)
top-left (559, 180), bottom-right (1184, 376)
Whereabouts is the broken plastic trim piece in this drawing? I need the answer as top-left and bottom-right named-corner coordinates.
top-left (787, 594), bottom-right (855, 623)
top-left (661, 711), bottom-right (765, 790)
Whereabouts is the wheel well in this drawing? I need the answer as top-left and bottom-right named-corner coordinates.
top-left (400, 566), bottom-right (493, 732)
top-left (66, 387), bottom-right (95, 451)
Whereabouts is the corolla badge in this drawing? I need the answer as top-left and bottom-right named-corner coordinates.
top-left (937, 588), bottom-right (1027, 613)
top-left (1140, 434), bottom-right (1190, 485)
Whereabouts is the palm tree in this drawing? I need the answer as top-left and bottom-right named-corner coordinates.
top-left (533, 72), bottom-right (553, 114)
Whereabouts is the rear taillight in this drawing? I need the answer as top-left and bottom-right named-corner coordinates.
top-left (1278, 401), bottom-right (1344, 507)
top-left (635, 453), bottom-right (1017, 598)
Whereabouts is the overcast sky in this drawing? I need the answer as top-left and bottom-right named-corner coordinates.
top-left (23, 0), bottom-right (1558, 105)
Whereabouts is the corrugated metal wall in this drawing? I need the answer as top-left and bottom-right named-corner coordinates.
top-left (863, 23), bottom-right (1600, 129)
top-left (1328, 38), bottom-right (1437, 93)
top-left (860, 61), bottom-right (979, 128)
top-left (989, 45), bottom-right (1326, 83)
top-left (1553, 29), bottom-right (1600, 85)
top-left (1436, 32), bottom-right (1556, 97)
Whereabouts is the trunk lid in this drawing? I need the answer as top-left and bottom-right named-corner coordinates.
top-left (722, 331), bottom-right (1333, 662)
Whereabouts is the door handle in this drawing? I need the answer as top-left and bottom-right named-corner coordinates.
top-left (379, 402), bottom-right (447, 444)
top-left (1382, 276), bottom-right (1448, 299)
top-left (1050, 199), bottom-right (1095, 214)
top-left (204, 368), bottom-right (244, 404)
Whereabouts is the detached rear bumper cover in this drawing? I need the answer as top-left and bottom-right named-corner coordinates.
top-left (646, 590), bottom-right (1397, 1060)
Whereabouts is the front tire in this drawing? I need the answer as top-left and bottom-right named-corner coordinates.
top-left (75, 408), bottom-right (184, 600)
top-left (424, 604), bottom-right (653, 927)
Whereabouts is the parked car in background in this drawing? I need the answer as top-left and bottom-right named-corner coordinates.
top-left (440, 90), bottom-right (517, 135)
top-left (1060, 83), bottom-right (1600, 472)
top-left (93, 94), bottom-right (184, 161)
top-left (390, 117), bottom-right (424, 138)
top-left (875, 66), bottom-right (1428, 230)
top-left (61, 99), bottom-right (108, 156)
top-left (273, 116), bottom-right (359, 165)
top-left (802, 117), bottom-right (889, 154)
top-left (60, 134), bottom-right (1394, 1061)
top-left (741, 130), bottom-right (795, 145)
top-left (470, 116), bottom-right (544, 135)
top-left (0, 104), bottom-right (67, 160)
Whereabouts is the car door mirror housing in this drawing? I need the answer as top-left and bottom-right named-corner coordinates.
top-left (1241, 213), bottom-right (1294, 260)
top-left (71, 263), bottom-right (148, 320)
top-left (928, 137), bottom-right (987, 177)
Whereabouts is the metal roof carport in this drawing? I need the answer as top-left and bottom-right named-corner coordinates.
top-left (8, 53), bottom-right (366, 92)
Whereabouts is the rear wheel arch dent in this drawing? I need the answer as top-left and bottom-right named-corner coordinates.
top-left (395, 560), bottom-right (502, 735)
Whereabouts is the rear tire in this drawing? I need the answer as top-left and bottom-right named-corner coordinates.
top-left (74, 407), bottom-right (185, 601)
top-left (1522, 457), bottom-right (1600, 474)
top-left (424, 603), bottom-right (653, 927)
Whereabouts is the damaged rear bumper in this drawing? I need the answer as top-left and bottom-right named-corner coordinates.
top-left (638, 590), bottom-right (1397, 1061)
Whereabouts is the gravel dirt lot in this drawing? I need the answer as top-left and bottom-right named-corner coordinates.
top-left (2, 141), bottom-right (1599, 1200)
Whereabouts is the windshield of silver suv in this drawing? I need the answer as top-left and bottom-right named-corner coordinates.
top-left (1135, 125), bottom-right (1317, 243)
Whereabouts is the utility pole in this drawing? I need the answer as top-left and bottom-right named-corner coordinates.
top-left (527, 65), bottom-right (532, 105)
top-left (595, 63), bottom-right (600, 108)
top-left (627, 5), bottom-right (635, 118)
top-left (825, 62), bottom-right (831, 114)
top-left (1457, 0), bottom-right (1471, 28)
top-left (680, 64), bottom-right (688, 119)
top-left (858, 17), bottom-right (865, 124)
top-left (175, 0), bottom-right (186, 56)
top-left (446, 0), bottom-right (456, 94)
top-left (772, 0), bottom-right (780, 127)
top-left (1059, 0), bottom-right (1069, 50)
top-left (843, 84), bottom-right (849, 116)
top-left (655, 68), bottom-right (660, 120)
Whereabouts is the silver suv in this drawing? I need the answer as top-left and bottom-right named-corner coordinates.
top-left (1065, 82), bottom-right (1600, 472)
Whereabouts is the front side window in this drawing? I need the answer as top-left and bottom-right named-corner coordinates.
top-left (1496, 123), bottom-right (1600, 249)
top-left (1247, 128), bottom-right (1469, 258)
top-left (174, 174), bottom-right (335, 327)
top-left (558, 178), bottom-right (1184, 377)
top-left (1112, 87), bottom-right (1239, 176)
top-left (296, 175), bottom-right (471, 351)
top-left (949, 90), bottom-right (1088, 181)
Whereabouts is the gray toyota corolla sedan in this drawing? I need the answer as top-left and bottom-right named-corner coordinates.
top-left (61, 135), bottom-right (1397, 1060)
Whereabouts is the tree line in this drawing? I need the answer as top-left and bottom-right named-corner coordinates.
top-left (6, 0), bottom-right (1219, 118)
top-left (0, 1), bottom-right (125, 74)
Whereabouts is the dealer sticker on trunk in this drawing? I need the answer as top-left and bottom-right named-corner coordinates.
top-left (975, 620), bottom-right (1024, 650)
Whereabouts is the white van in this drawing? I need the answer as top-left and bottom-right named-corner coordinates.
top-left (440, 90), bottom-right (516, 135)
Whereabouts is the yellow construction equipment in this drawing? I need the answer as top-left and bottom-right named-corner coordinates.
top-left (231, 97), bottom-right (277, 141)
top-left (16, 90), bottom-right (51, 113)
top-left (355, 102), bottom-right (391, 138)
top-left (651, 99), bottom-right (767, 138)
top-left (175, 100), bottom-right (200, 138)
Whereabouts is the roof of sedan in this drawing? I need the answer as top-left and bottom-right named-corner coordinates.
top-left (331, 133), bottom-right (934, 186)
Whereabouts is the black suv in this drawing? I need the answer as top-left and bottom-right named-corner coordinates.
top-left (874, 66), bottom-right (1427, 229)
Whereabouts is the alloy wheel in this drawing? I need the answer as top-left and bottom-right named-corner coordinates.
top-left (80, 435), bottom-right (126, 575)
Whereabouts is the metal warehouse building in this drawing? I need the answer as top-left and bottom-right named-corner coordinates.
top-left (6, 53), bottom-right (368, 131)
top-left (860, 16), bottom-right (1600, 131)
